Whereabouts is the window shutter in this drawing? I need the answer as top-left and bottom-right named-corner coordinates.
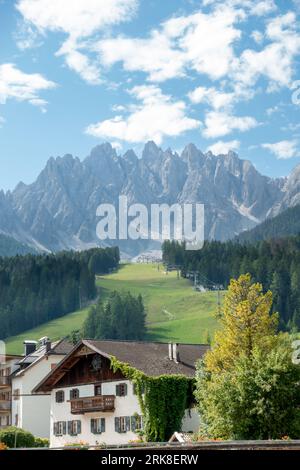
top-left (101, 418), bottom-right (106, 433)
top-left (115, 417), bottom-right (120, 433)
top-left (53, 422), bottom-right (57, 436)
top-left (91, 419), bottom-right (95, 434)
top-left (133, 383), bottom-right (137, 395)
top-left (124, 383), bottom-right (128, 396)
top-left (131, 416), bottom-right (136, 432)
top-left (63, 422), bottom-right (67, 435)
top-left (126, 416), bottom-right (131, 432)
top-left (116, 384), bottom-right (120, 396)
top-left (68, 421), bottom-right (72, 435)
top-left (77, 420), bottom-right (81, 434)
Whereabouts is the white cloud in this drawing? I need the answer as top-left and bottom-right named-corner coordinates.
top-left (262, 140), bottom-right (299, 159)
top-left (57, 38), bottom-right (102, 85)
top-left (16, 0), bottom-right (138, 39)
top-left (14, 22), bottom-right (43, 50)
top-left (235, 13), bottom-right (300, 88)
top-left (203, 0), bottom-right (276, 16)
top-left (251, 30), bottom-right (264, 44)
top-left (16, 0), bottom-right (138, 83)
top-left (98, 32), bottom-right (185, 82)
top-left (250, 0), bottom-right (277, 16)
top-left (207, 139), bottom-right (240, 154)
top-left (266, 105), bottom-right (280, 116)
top-left (0, 63), bottom-right (56, 110)
top-left (85, 85), bottom-right (201, 144)
top-left (112, 104), bottom-right (126, 112)
top-left (203, 110), bottom-right (258, 138)
top-left (96, 5), bottom-right (243, 82)
top-left (188, 86), bottom-right (235, 109)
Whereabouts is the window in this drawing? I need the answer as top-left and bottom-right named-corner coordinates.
top-left (55, 390), bottom-right (65, 403)
top-left (68, 420), bottom-right (81, 436)
top-left (13, 389), bottom-right (20, 401)
top-left (15, 414), bottom-right (18, 426)
top-left (5, 416), bottom-right (10, 426)
top-left (53, 421), bottom-right (66, 436)
top-left (115, 416), bottom-right (130, 433)
top-left (91, 418), bottom-right (105, 434)
top-left (70, 389), bottom-right (79, 400)
top-left (131, 415), bottom-right (143, 432)
top-left (94, 384), bottom-right (102, 396)
top-left (116, 383), bottom-right (127, 397)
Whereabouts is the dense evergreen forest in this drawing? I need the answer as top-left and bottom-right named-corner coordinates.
top-left (0, 246), bottom-right (119, 339)
top-left (0, 234), bottom-right (36, 257)
top-left (237, 204), bottom-right (300, 243)
top-left (162, 238), bottom-right (300, 331)
top-left (83, 291), bottom-right (146, 341)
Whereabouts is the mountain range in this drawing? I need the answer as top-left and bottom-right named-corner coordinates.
top-left (0, 141), bottom-right (299, 256)
top-left (237, 203), bottom-right (300, 244)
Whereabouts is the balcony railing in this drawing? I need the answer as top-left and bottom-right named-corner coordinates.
top-left (0, 377), bottom-right (10, 388)
top-left (0, 401), bottom-right (11, 412)
top-left (70, 395), bottom-right (115, 414)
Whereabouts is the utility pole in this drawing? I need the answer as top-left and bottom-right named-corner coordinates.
top-left (217, 287), bottom-right (221, 317)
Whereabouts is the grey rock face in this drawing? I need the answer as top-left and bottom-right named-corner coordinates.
top-left (0, 141), bottom-right (296, 255)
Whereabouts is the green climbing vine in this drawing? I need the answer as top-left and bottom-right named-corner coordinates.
top-left (110, 357), bottom-right (194, 442)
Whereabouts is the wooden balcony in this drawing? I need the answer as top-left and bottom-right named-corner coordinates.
top-left (0, 377), bottom-right (10, 388)
top-left (70, 395), bottom-right (115, 414)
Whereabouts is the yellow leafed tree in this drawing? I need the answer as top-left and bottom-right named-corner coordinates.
top-left (205, 274), bottom-right (279, 373)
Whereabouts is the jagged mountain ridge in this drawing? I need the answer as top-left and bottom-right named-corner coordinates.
top-left (0, 141), bottom-right (296, 255)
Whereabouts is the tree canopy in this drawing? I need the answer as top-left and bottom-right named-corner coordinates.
top-left (83, 290), bottom-right (146, 341)
top-left (195, 274), bottom-right (300, 440)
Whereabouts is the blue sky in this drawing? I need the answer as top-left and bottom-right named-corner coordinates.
top-left (0, 0), bottom-right (300, 190)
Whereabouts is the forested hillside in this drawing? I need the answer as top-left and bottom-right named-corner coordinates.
top-left (237, 204), bottom-right (300, 243)
top-left (0, 233), bottom-right (36, 257)
top-left (0, 246), bottom-right (119, 339)
top-left (163, 238), bottom-right (300, 331)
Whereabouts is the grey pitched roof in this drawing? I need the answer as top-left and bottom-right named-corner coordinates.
top-left (50, 339), bottom-right (73, 355)
top-left (14, 339), bottom-right (73, 377)
top-left (33, 340), bottom-right (209, 393)
top-left (84, 339), bottom-right (208, 377)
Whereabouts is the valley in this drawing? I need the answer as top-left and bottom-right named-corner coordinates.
top-left (5, 263), bottom-right (220, 354)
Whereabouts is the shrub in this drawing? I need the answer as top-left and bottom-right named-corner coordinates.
top-left (0, 442), bottom-right (8, 451)
top-left (64, 441), bottom-right (89, 450)
top-left (0, 427), bottom-right (35, 448)
top-left (34, 437), bottom-right (49, 448)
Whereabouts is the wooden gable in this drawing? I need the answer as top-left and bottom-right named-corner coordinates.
top-left (54, 350), bottom-right (125, 388)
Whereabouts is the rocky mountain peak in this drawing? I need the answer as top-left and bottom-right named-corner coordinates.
top-left (0, 142), bottom-right (298, 255)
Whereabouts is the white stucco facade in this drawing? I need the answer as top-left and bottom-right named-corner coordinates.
top-left (49, 379), bottom-right (200, 448)
top-left (11, 354), bottom-right (65, 438)
top-left (0, 357), bottom-right (21, 428)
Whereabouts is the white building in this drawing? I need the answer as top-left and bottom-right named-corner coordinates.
top-left (0, 353), bottom-right (23, 429)
top-left (34, 339), bottom-right (208, 448)
top-left (11, 338), bottom-right (72, 438)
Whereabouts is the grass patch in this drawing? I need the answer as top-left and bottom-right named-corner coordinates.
top-left (5, 263), bottom-right (221, 354)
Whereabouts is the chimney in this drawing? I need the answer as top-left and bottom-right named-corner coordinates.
top-left (24, 341), bottom-right (37, 357)
top-left (45, 341), bottom-right (52, 353)
top-left (168, 343), bottom-right (173, 361)
top-left (172, 343), bottom-right (180, 363)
